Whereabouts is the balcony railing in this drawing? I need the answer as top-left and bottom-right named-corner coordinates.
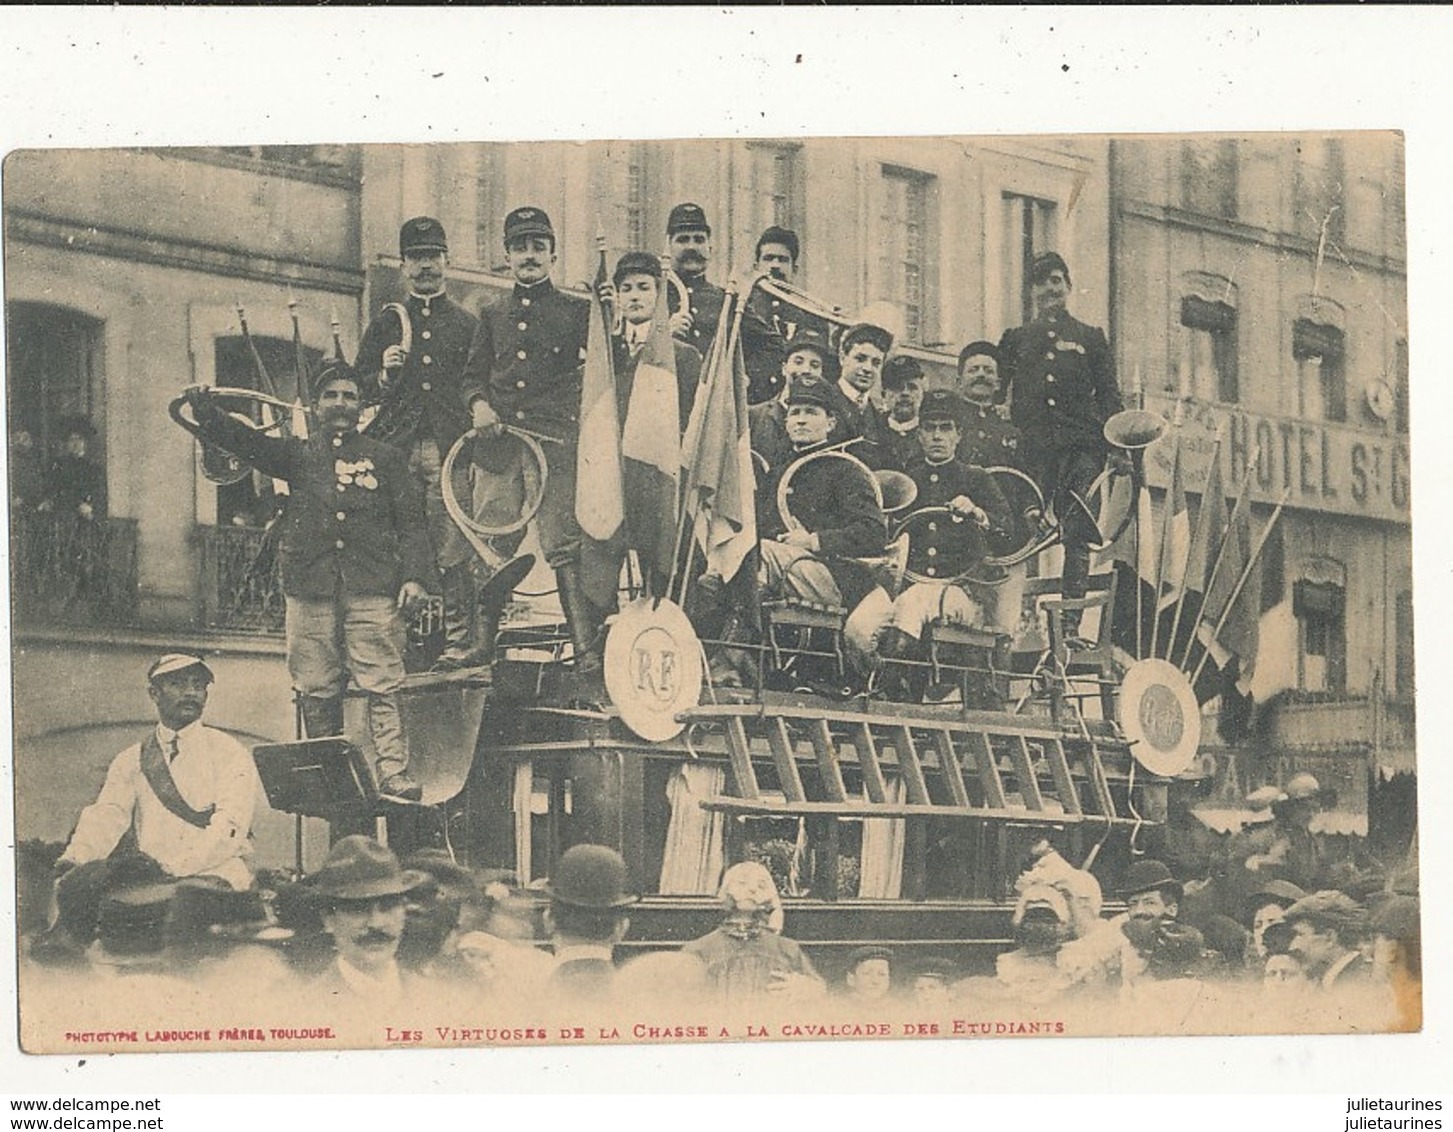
top-left (9, 512), bottom-right (140, 628)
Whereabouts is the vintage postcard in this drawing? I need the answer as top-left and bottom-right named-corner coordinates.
top-left (5, 131), bottom-right (1420, 1055)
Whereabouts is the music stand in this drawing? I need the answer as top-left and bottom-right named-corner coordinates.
top-left (252, 738), bottom-right (378, 873)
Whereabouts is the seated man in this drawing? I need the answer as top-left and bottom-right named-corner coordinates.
top-left (867, 389), bottom-right (1011, 701)
top-left (40, 653), bottom-right (261, 961)
top-left (758, 375), bottom-right (889, 683)
top-left (748, 327), bottom-right (834, 483)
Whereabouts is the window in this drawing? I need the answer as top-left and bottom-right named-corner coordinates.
top-left (600, 141), bottom-right (653, 252)
top-left (1180, 138), bottom-right (1239, 220)
top-left (1294, 137), bottom-right (1347, 247)
top-left (1180, 295), bottom-right (1239, 402)
top-left (1294, 579), bottom-right (1346, 694)
top-left (1395, 589), bottom-right (1415, 700)
top-left (5, 302), bottom-right (104, 470)
top-left (877, 165), bottom-right (936, 344)
top-left (474, 144), bottom-right (508, 272)
top-left (1294, 317), bottom-right (1347, 422)
top-left (1002, 191), bottom-right (1057, 325)
top-left (745, 142), bottom-right (801, 238)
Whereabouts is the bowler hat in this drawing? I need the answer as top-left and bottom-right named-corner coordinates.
top-left (919, 388), bottom-right (967, 428)
top-left (503, 206), bottom-right (555, 244)
top-left (543, 844), bottom-right (638, 910)
top-left (667, 202), bottom-right (710, 235)
top-left (783, 327), bottom-right (831, 363)
top-left (308, 836), bottom-right (427, 903)
top-left (147, 652), bottom-right (215, 685)
top-left (1031, 251), bottom-right (1071, 286)
top-left (1246, 878), bottom-right (1306, 914)
top-left (957, 340), bottom-right (1001, 372)
top-left (881, 354), bottom-right (924, 392)
top-left (399, 216), bottom-right (448, 258)
top-left (784, 375), bottom-right (840, 413)
top-left (613, 251), bottom-right (662, 284)
top-left (1121, 858), bottom-right (1184, 902)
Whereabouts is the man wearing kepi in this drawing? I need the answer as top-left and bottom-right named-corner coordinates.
top-left (461, 207), bottom-right (592, 668)
top-left (42, 653), bottom-right (260, 958)
top-left (182, 365), bottom-right (431, 801)
top-left (998, 252), bottom-right (1124, 640)
top-left (356, 217), bottom-right (488, 671)
top-left (664, 202), bottom-right (726, 362)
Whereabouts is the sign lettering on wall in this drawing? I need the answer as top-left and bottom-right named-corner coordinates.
top-left (1142, 395), bottom-right (1411, 524)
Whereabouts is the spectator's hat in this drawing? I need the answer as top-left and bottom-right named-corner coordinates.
top-left (1012, 884), bottom-right (1071, 926)
top-left (1371, 895), bottom-right (1420, 943)
top-left (667, 202), bottom-right (710, 235)
top-left (308, 836), bottom-right (427, 903)
top-left (399, 216), bottom-right (448, 258)
top-left (1283, 890), bottom-right (1367, 935)
top-left (911, 956), bottom-right (959, 983)
top-left (146, 652), bottom-right (215, 685)
top-left (167, 879), bottom-right (292, 952)
top-left (1246, 878), bottom-right (1306, 915)
top-left (542, 844), bottom-right (638, 910)
top-left (503, 206), bottom-right (555, 244)
top-left (89, 883), bottom-right (178, 967)
top-left (1122, 858), bottom-right (1184, 902)
top-left (846, 944), bottom-right (894, 971)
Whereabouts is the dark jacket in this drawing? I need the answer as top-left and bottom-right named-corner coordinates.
top-left (765, 442), bottom-right (887, 608)
top-left (740, 286), bottom-right (836, 406)
top-left (667, 272), bottom-right (727, 361)
top-left (901, 455), bottom-right (1011, 580)
top-left (956, 401), bottom-right (1024, 469)
top-left (355, 292), bottom-right (478, 452)
top-left (461, 279), bottom-right (590, 442)
top-left (610, 329), bottom-right (703, 432)
top-left (999, 309), bottom-right (1121, 456)
top-left (192, 407), bottom-right (432, 601)
top-left (833, 389), bottom-right (901, 472)
top-left (46, 455), bottom-right (107, 520)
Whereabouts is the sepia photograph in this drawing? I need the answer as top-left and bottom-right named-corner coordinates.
top-left (3, 124), bottom-right (1420, 1054)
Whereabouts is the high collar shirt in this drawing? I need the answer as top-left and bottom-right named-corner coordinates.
top-left (997, 308), bottom-right (1122, 455)
top-left (62, 720), bottom-right (259, 890)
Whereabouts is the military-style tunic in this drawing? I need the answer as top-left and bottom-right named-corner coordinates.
top-left (355, 292), bottom-right (478, 452)
top-left (901, 455), bottom-right (1010, 580)
top-left (764, 442), bottom-right (887, 608)
top-left (998, 309), bottom-right (1121, 457)
top-left (741, 287), bottom-right (836, 406)
top-left (956, 402), bottom-right (1024, 469)
top-left (191, 408), bottom-right (432, 600)
top-left (667, 272), bottom-right (726, 361)
top-left (461, 279), bottom-right (590, 442)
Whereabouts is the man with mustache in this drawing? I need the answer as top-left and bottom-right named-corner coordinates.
top-left (356, 218), bottom-right (488, 672)
top-left (461, 207), bottom-right (593, 675)
top-left (37, 654), bottom-right (261, 963)
top-left (741, 225), bottom-right (839, 405)
top-left (954, 340), bottom-right (1023, 470)
top-left (181, 366), bottom-right (432, 801)
top-left (663, 202), bottom-right (726, 361)
top-left (308, 836), bottom-right (429, 1006)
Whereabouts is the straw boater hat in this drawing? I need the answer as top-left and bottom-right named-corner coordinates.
top-left (146, 652), bottom-right (214, 684)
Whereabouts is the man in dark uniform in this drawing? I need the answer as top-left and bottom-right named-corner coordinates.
top-left (182, 366), bottom-right (432, 800)
top-left (355, 217), bottom-right (485, 670)
top-left (663, 202), bottom-right (726, 363)
top-left (758, 375), bottom-right (888, 677)
top-left (955, 340), bottom-right (1023, 469)
top-left (748, 326), bottom-right (833, 486)
top-left (881, 354), bottom-right (926, 471)
top-left (998, 252), bottom-right (1124, 639)
top-left (868, 389), bottom-right (1011, 701)
top-left (740, 226), bottom-right (839, 405)
top-left (832, 322), bottom-right (898, 470)
top-left (461, 207), bottom-right (593, 669)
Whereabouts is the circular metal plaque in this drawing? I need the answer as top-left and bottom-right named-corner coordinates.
top-left (603, 597), bottom-right (703, 742)
top-left (1118, 658), bottom-right (1201, 777)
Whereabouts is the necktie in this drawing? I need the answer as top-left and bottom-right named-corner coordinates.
top-left (168, 736), bottom-right (179, 765)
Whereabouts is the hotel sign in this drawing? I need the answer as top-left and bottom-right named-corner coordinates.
top-left (1141, 395), bottom-right (1411, 525)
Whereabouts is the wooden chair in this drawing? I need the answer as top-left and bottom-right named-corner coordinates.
top-left (1014, 571), bottom-right (1120, 722)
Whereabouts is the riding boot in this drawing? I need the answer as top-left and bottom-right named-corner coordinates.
top-left (707, 610), bottom-right (759, 690)
top-left (299, 693), bottom-right (345, 740)
top-left (432, 564), bottom-right (487, 671)
top-left (556, 566), bottom-right (604, 678)
top-left (1060, 542), bottom-right (1091, 644)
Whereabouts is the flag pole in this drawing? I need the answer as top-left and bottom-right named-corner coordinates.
top-left (1167, 421), bottom-right (1225, 665)
top-left (1132, 368), bottom-right (1145, 660)
top-left (1189, 487), bottom-right (1291, 689)
top-left (1148, 433), bottom-right (1180, 660)
top-left (1175, 446), bottom-right (1259, 671)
